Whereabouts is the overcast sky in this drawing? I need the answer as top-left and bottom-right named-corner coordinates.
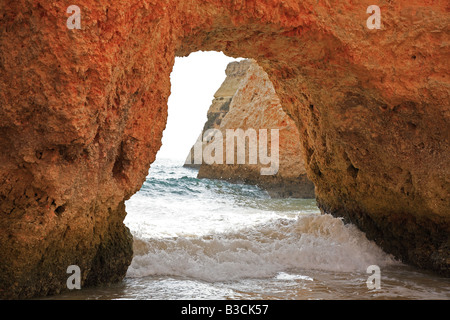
top-left (156, 51), bottom-right (243, 162)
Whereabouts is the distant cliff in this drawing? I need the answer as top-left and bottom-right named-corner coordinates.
top-left (184, 60), bottom-right (252, 168)
top-left (185, 60), bottom-right (315, 198)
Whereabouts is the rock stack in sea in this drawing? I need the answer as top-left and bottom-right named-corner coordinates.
top-left (183, 59), bottom-right (252, 168)
top-left (185, 59), bottom-right (315, 198)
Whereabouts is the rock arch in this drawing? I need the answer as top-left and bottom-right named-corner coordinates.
top-left (0, 0), bottom-right (448, 298)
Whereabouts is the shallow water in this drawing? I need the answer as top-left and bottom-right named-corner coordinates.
top-left (45, 158), bottom-right (450, 300)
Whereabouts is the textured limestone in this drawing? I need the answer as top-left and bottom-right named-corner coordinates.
top-left (184, 60), bottom-right (252, 169)
top-left (0, 0), bottom-right (449, 298)
top-left (193, 59), bottom-right (315, 198)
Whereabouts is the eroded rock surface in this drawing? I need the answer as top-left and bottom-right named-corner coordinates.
top-left (189, 59), bottom-right (315, 198)
top-left (0, 0), bottom-right (449, 298)
top-left (184, 59), bottom-right (252, 169)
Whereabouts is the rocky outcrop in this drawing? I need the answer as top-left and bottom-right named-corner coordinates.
top-left (184, 60), bottom-right (252, 169)
top-left (190, 59), bottom-right (315, 198)
top-left (0, 0), bottom-right (449, 298)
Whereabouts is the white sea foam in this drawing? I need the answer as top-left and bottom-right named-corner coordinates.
top-left (126, 214), bottom-right (398, 281)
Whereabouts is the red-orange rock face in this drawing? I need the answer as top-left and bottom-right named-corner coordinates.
top-left (0, 0), bottom-right (449, 298)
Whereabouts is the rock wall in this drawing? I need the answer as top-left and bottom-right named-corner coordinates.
top-left (184, 60), bottom-right (252, 169)
top-left (0, 0), bottom-right (449, 298)
top-left (191, 59), bottom-right (315, 198)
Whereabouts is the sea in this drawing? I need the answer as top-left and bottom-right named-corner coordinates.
top-left (47, 158), bottom-right (450, 300)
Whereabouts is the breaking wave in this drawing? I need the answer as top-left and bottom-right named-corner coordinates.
top-left (126, 214), bottom-right (398, 281)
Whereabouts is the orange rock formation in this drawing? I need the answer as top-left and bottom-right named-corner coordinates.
top-left (190, 59), bottom-right (315, 198)
top-left (0, 0), bottom-right (448, 298)
top-left (184, 59), bottom-right (253, 169)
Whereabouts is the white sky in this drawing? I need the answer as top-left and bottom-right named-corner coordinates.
top-left (156, 51), bottom-right (243, 161)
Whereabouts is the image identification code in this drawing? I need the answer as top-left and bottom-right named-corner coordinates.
top-left (181, 304), bottom-right (269, 317)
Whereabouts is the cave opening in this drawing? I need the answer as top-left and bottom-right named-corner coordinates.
top-left (124, 48), bottom-right (320, 233)
top-left (121, 50), bottom-right (324, 288)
